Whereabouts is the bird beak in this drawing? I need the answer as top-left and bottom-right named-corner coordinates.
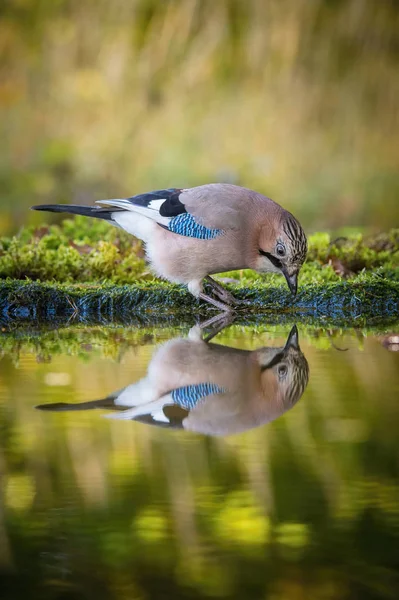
top-left (283, 270), bottom-right (298, 296)
top-left (284, 325), bottom-right (299, 351)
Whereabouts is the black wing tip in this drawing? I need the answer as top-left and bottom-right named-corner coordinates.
top-left (31, 204), bottom-right (63, 212)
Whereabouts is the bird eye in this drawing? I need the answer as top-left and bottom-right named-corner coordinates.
top-left (276, 244), bottom-right (286, 257)
top-left (278, 364), bottom-right (288, 378)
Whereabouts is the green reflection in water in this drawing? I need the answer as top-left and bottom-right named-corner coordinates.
top-left (0, 324), bottom-right (398, 599)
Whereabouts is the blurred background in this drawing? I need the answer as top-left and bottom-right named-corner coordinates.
top-left (0, 0), bottom-right (398, 235)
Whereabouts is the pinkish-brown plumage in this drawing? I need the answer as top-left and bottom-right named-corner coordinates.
top-left (32, 183), bottom-right (307, 310)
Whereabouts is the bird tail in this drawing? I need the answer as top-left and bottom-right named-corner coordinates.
top-left (31, 204), bottom-right (118, 222)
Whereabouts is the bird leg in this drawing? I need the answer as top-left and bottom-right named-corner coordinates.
top-left (204, 276), bottom-right (243, 306)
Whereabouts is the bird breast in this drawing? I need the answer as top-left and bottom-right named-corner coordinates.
top-left (146, 226), bottom-right (249, 283)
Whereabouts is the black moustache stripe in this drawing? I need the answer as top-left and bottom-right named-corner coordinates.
top-left (260, 351), bottom-right (284, 372)
top-left (259, 250), bottom-right (282, 270)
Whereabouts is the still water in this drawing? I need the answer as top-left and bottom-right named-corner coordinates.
top-left (0, 323), bottom-right (398, 600)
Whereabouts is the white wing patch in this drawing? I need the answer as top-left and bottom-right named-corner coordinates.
top-left (96, 198), bottom-right (170, 227)
top-left (147, 198), bottom-right (167, 211)
top-left (151, 409), bottom-right (170, 423)
top-left (112, 212), bottom-right (156, 242)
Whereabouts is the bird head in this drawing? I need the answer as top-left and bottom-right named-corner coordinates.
top-left (256, 326), bottom-right (310, 410)
top-left (255, 210), bottom-right (307, 295)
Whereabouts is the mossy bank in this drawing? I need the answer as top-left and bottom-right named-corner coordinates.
top-left (0, 218), bottom-right (398, 328)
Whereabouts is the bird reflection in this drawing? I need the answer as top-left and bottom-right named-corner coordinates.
top-left (36, 325), bottom-right (309, 436)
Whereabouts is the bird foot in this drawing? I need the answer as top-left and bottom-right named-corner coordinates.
top-left (212, 287), bottom-right (239, 305)
top-left (199, 292), bottom-right (233, 313)
top-left (204, 276), bottom-right (244, 307)
top-left (213, 288), bottom-right (247, 307)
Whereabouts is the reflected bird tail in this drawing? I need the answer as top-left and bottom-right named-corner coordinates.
top-left (35, 396), bottom-right (122, 412)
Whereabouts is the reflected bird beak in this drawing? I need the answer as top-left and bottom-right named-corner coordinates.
top-left (285, 325), bottom-right (299, 351)
top-left (283, 270), bottom-right (298, 296)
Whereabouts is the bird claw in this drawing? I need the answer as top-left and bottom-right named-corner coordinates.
top-left (212, 289), bottom-right (237, 305)
top-left (212, 289), bottom-right (249, 309)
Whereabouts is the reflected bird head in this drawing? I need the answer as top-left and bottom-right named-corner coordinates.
top-left (257, 326), bottom-right (309, 409)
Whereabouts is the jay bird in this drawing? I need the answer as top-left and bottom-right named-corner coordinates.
top-left (36, 325), bottom-right (309, 436)
top-left (32, 184), bottom-right (308, 311)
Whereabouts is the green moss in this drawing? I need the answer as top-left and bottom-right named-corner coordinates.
top-left (306, 229), bottom-right (399, 273)
top-left (0, 275), bottom-right (398, 330)
top-left (0, 217), bottom-right (146, 283)
top-left (1, 219), bottom-right (398, 285)
top-left (0, 221), bottom-right (398, 327)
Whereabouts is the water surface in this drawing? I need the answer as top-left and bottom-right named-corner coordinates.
top-left (0, 324), bottom-right (398, 599)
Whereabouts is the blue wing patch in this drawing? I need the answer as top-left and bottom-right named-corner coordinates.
top-left (171, 383), bottom-right (226, 410)
top-left (168, 213), bottom-right (223, 240)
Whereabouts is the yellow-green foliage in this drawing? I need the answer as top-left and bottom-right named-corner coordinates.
top-left (1, 1), bottom-right (399, 235)
top-left (307, 230), bottom-right (399, 272)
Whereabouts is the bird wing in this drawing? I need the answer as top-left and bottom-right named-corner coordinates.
top-left (178, 184), bottom-right (250, 230)
top-left (95, 188), bottom-right (179, 227)
top-left (105, 382), bottom-right (226, 424)
top-left (96, 184), bottom-right (251, 239)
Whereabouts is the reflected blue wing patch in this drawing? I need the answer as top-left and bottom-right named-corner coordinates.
top-left (168, 213), bottom-right (223, 240)
top-left (171, 383), bottom-right (226, 410)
